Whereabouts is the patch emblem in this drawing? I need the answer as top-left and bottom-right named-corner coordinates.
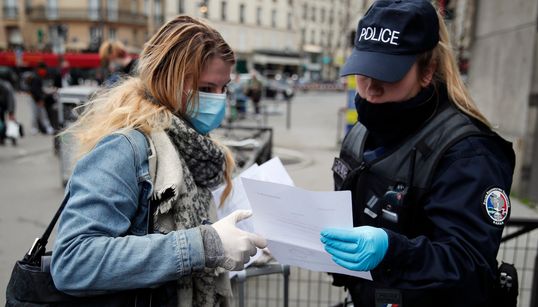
top-left (483, 188), bottom-right (510, 225)
top-left (332, 158), bottom-right (351, 180)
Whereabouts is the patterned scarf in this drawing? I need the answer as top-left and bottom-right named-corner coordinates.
top-left (152, 115), bottom-right (231, 307)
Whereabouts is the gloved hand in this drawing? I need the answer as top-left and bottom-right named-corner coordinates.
top-left (320, 226), bottom-right (388, 271)
top-left (212, 210), bottom-right (267, 271)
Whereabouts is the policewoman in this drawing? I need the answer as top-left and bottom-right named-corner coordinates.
top-left (320, 1), bottom-right (515, 306)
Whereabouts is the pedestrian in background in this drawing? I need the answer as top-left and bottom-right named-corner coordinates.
top-left (28, 63), bottom-right (54, 135)
top-left (231, 74), bottom-right (248, 119)
top-left (0, 69), bottom-right (17, 145)
top-left (246, 73), bottom-right (263, 116)
top-left (56, 57), bottom-right (72, 88)
top-left (51, 15), bottom-right (266, 306)
top-left (98, 40), bottom-right (138, 85)
top-left (321, 1), bottom-right (515, 306)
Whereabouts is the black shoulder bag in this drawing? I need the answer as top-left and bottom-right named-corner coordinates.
top-left (5, 192), bottom-right (176, 307)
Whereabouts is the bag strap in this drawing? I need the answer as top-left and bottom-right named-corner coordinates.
top-left (24, 130), bottom-right (159, 265)
top-left (23, 191), bottom-right (70, 265)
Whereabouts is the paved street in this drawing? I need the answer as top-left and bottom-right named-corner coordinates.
top-left (1, 91), bottom-right (537, 305)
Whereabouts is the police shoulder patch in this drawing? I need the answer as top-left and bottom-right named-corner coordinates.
top-left (483, 188), bottom-right (510, 226)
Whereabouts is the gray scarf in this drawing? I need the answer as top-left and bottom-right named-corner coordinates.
top-left (151, 116), bottom-right (231, 307)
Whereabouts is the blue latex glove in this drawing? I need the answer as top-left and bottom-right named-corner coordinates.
top-left (320, 226), bottom-right (388, 271)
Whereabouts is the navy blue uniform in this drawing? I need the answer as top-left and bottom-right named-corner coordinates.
top-left (368, 136), bottom-right (514, 306)
top-left (333, 91), bottom-right (515, 306)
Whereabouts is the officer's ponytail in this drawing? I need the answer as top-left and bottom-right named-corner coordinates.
top-left (417, 10), bottom-right (491, 128)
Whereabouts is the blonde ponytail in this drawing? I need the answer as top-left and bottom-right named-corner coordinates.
top-left (419, 10), bottom-right (491, 127)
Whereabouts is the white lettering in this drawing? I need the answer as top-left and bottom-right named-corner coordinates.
top-left (390, 31), bottom-right (400, 45)
top-left (364, 27), bottom-right (374, 40)
top-left (358, 27), bottom-right (400, 46)
top-left (359, 28), bottom-right (367, 41)
top-left (371, 27), bottom-right (379, 41)
top-left (381, 28), bottom-right (391, 43)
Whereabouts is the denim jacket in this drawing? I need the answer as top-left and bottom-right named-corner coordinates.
top-left (51, 130), bottom-right (205, 296)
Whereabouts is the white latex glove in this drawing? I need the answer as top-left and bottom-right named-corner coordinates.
top-left (211, 210), bottom-right (267, 271)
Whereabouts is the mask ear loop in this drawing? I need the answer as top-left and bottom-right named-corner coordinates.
top-left (184, 89), bottom-right (200, 117)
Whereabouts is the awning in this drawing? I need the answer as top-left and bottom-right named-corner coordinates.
top-left (252, 53), bottom-right (301, 66)
top-left (302, 44), bottom-right (322, 53)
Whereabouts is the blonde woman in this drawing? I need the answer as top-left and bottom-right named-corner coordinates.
top-left (98, 40), bottom-right (137, 84)
top-left (51, 16), bottom-right (266, 306)
top-left (322, 1), bottom-right (515, 306)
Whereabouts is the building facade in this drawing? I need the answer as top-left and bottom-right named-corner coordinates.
top-left (0, 0), bottom-right (151, 53)
top-left (0, 0), bottom-right (362, 80)
top-left (162, 0), bottom-right (362, 81)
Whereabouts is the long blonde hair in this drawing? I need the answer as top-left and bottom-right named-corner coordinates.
top-left (98, 40), bottom-right (128, 64)
top-left (67, 15), bottom-right (236, 204)
top-left (417, 10), bottom-right (491, 127)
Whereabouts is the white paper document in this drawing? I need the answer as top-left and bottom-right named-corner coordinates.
top-left (212, 157), bottom-right (294, 232)
top-left (211, 157), bottom-right (294, 270)
top-left (242, 178), bottom-right (372, 280)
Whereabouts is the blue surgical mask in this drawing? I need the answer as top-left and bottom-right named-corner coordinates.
top-left (188, 91), bottom-right (227, 134)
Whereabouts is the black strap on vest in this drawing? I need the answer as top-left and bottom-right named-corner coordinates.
top-left (335, 102), bottom-right (488, 191)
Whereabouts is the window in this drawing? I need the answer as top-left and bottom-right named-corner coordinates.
top-left (46, 0), bottom-right (58, 19)
top-left (90, 26), bottom-right (103, 46)
top-left (6, 27), bottom-right (22, 45)
top-left (311, 6), bottom-right (315, 22)
top-left (239, 3), bottom-right (245, 24)
top-left (109, 28), bottom-right (116, 40)
top-left (154, 0), bottom-right (163, 24)
top-left (288, 0), bottom-right (292, 5)
top-left (320, 8), bottom-right (325, 23)
top-left (178, 0), bottom-right (185, 13)
top-left (301, 28), bottom-right (305, 44)
top-left (107, 0), bottom-right (118, 21)
top-left (320, 30), bottom-right (325, 46)
top-left (144, 0), bottom-right (149, 15)
top-left (287, 12), bottom-right (292, 30)
top-left (221, 1), bottom-right (227, 20)
top-left (131, 0), bottom-right (137, 14)
top-left (89, 0), bottom-right (99, 20)
top-left (271, 9), bottom-right (276, 28)
top-left (256, 6), bottom-right (262, 26)
top-left (310, 29), bottom-right (315, 45)
top-left (5, 0), bottom-right (17, 18)
top-left (302, 3), bottom-right (307, 20)
top-left (132, 29), bottom-right (138, 44)
top-left (328, 9), bottom-right (333, 25)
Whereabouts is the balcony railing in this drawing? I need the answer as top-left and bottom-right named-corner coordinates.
top-left (26, 6), bottom-right (147, 25)
top-left (3, 6), bottom-right (19, 19)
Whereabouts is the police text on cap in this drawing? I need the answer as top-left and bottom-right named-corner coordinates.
top-left (358, 27), bottom-right (400, 46)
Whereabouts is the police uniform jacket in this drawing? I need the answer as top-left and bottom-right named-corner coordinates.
top-left (332, 86), bottom-right (515, 306)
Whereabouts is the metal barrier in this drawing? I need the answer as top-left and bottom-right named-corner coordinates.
top-left (231, 217), bottom-right (538, 307)
top-left (499, 217), bottom-right (538, 307)
top-left (216, 125), bottom-right (273, 174)
top-left (232, 266), bottom-right (346, 307)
